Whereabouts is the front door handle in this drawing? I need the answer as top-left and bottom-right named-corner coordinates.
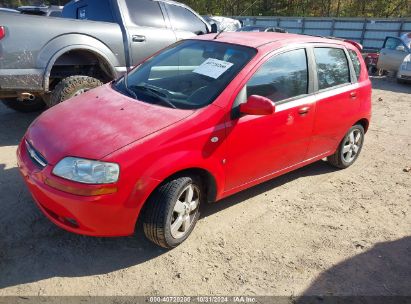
top-left (132, 35), bottom-right (146, 42)
top-left (298, 106), bottom-right (310, 115)
top-left (350, 91), bottom-right (357, 99)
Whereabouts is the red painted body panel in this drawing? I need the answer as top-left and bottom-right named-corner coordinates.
top-left (17, 33), bottom-right (372, 237)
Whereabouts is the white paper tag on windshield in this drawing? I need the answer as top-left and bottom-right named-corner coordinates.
top-left (193, 58), bottom-right (234, 79)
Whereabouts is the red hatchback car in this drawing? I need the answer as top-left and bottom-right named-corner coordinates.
top-left (17, 33), bottom-right (371, 248)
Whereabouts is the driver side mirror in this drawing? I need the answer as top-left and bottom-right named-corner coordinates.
top-left (396, 45), bottom-right (406, 52)
top-left (210, 23), bottom-right (218, 33)
top-left (239, 95), bottom-right (275, 116)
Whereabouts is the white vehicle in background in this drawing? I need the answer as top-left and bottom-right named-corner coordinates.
top-left (203, 16), bottom-right (241, 32)
top-left (397, 33), bottom-right (411, 83)
top-left (397, 53), bottom-right (411, 83)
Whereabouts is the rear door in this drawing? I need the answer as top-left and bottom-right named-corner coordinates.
top-left (306, 46), bottom-right (360, 159)
top-left (123, 0), bottom-right (177, 66)
top-left (378, 37), bottom-right (410, 72)
top-left (225, 48), bottom-right (316, 191)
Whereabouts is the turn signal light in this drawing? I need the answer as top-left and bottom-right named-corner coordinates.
top-left (0, 26), bottom-right (5, 40)
top-left (45, 178), bottom-right (118, 196)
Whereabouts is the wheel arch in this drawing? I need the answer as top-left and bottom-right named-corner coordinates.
top-left (39, 35), bottom-right (120, 90)
top-left (355, 118), bottom-right (369, 133)
top-left (160, 167), bottom-right (218, 204)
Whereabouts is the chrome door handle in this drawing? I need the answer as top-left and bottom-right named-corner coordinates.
top-left (132, 35), bottom-right (146, 42)
top-left (298, 106), bottom-right (310, 115)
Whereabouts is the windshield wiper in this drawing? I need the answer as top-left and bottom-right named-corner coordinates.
top-left (130, 85), bottom-right (177, 109)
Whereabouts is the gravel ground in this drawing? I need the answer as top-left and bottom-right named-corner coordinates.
top-left (0, 77), bottom-right (410, 297)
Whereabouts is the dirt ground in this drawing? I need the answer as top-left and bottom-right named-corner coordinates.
top-left (0, 77), bottom-right (410, 297)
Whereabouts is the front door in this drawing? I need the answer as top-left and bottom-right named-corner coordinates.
top-left (378, 37), bottom-right (409, 72)
top-left (225, 48), bottom-right (316, 191)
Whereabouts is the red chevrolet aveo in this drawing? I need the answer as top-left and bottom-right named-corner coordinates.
top-left (17, 33), bottom-right (371, 248)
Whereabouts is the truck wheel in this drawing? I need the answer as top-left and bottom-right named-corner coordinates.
top-left (49, 76), bottom-right (103, 107)
top-left (1, 97), bottom-right (46, 113)
top-left (143, 176), bottom-right (202, 249)
top-left (327, 124), bottom-right (365, 169)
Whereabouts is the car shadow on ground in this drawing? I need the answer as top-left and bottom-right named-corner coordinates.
top-left (370, 76), bottom-right (411, 94)
top-left (295, 236), bottom-right (411, 302)
top-left (0, 102), bottom-right (41, 147)
top-left (0, 159), bottom-right (338, 290)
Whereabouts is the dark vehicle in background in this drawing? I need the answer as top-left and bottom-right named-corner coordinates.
top-left (237, 25), bottom-right (287, 33)
top-left (18, 5), bottom-right (63, 17)
top-left (0, 0), bottom-right (216, 112)
top-left (365, 52), bottom-right (380, 75)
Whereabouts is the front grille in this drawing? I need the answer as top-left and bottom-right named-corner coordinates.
top-left (25, 140), bottom-right (47, 169)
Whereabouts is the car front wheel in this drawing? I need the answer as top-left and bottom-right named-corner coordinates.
top-left (143, 176), bottom-right (202, 248)
top-left (327, 124), bottom-right (365, 169)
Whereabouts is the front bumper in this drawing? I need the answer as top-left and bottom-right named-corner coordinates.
top-left (397, 66), bottom-right (411, 81)
top-left (16, 140), bottom-right (139, 237)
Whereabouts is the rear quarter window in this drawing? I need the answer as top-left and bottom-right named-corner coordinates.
top-left (314, 47), bottom-right (350, 90)
top-left (348, 49), bottom-right (361, 81)
top-left (63, 0), bottom-right (114, 22)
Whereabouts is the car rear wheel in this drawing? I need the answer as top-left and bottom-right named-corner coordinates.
top-left (49, 75), bottom-right (103, 107)
top-left (143, 176), bottom-right (202, 248)
top-left (327, 124), bottom-right (365, 169)
top-left (1, 97), bottom-right (46, 113)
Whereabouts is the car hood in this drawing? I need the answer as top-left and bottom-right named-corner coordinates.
top-left (26, 85), bottom-right (194, 165)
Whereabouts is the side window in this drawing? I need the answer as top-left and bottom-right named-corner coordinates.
top-left (314, 48), bottom-right (350, 90)
top-left (49, 11), bottom-right (62, 17)
top-left (384, 37), bottom-right (403, 50)
top-left (246, 49), bottom-right (308, 103)
top-left (125, 0), bottom-right (166, 28)
top-left (348, 49), bottom-right (361, 81)
top-left (166, 4), bottom-right (208, 34)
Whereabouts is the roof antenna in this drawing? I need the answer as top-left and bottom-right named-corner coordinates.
top-left (213, 27), bottom-right (226, 40)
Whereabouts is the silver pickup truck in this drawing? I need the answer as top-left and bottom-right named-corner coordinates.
top-left (0, 0), bottom-right (216, 112)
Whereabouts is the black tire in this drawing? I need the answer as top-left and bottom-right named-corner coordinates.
top-left (1, 97), bottom-right (46, 113)
top-left (143, 176), bottom-right (202, 249)
top-left (377, 69), bottom-right (386, 77)
top-left (327, 124), bottom-right (365, 169)
top-left (49, 76), bottom-right (103, 107)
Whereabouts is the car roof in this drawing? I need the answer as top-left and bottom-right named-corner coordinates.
top-left (196, 32), bottom-right (349, 49)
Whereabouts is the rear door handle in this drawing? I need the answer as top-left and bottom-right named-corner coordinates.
top-left (350, 92), bottom-right (357, 99)
top-left (132, 35), bottom-right (146, 42)
top-left (298, 106), bottom-right (310, 115)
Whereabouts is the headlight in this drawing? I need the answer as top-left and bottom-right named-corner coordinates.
top-left (53, 157), bottom-right (120, 184)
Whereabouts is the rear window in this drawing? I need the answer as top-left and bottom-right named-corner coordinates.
top-left (62, 0), bottom-right (114, 22)
top-left (314, 48), bottom-right (350, 90)
top-left (348, 49), bottom-right (361, 81)
top-left (125, 0), bottom-right (166, 28)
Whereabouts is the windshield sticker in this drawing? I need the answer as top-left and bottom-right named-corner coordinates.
top-left (193, 58), bottom-right (234, 79)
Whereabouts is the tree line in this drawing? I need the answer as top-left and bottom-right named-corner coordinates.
top-left (1, 0), bottom-right (410, 17)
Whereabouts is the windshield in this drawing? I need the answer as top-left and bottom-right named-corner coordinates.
top-left (114, 40), bottom-right (257, 109)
